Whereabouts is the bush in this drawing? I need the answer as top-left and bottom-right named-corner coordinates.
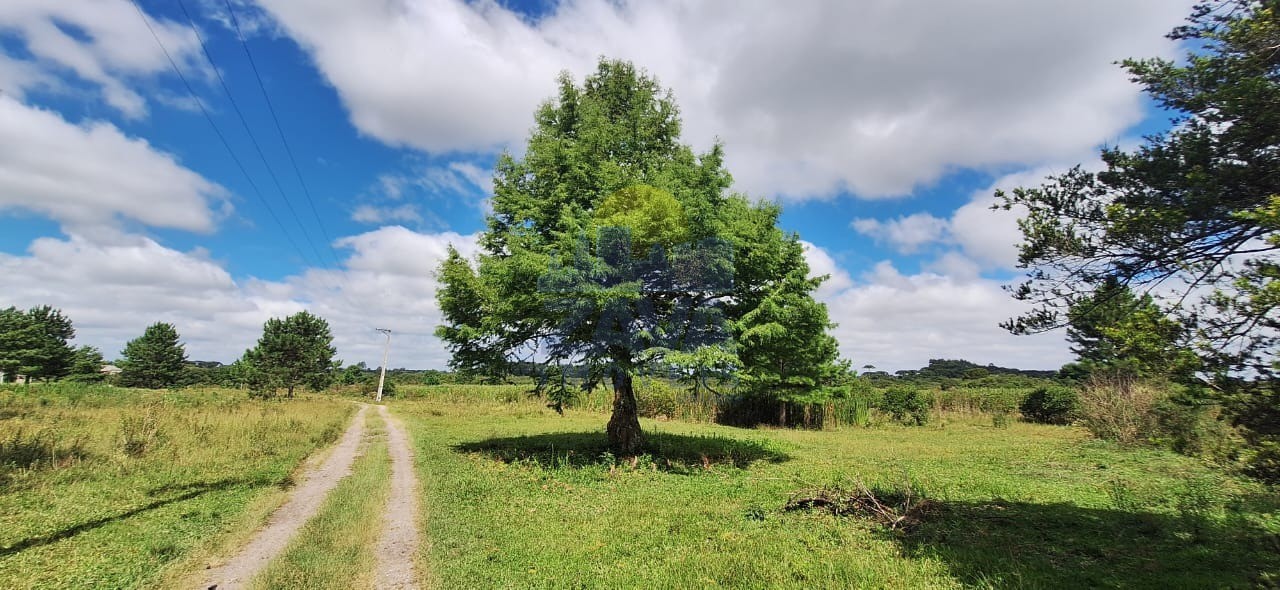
top-left (1, 427), bottom-right (88, 473)
top-left (1225, 383), bottom-right (1280, 484)
top-left (1078, 375), bottom-right (1162, 444)
top-left (879, 386), bottom-right (931, 426)
top-left (635, 380), bottom-right (681, 419)
top-left (359, 376), bottom-right (396, 398)
top-left (1151, 399), bottom-right (1239, 461)
top-left (1020, 386), bottom-right (1080, 425)
top-left (1244, 440), bottom-right (1280, 484)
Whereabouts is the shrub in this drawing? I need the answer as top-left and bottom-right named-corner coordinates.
top-left (1244, 440), bottom-right (1280, 484)
top-left (1151, 399), bottom-right (1239, 461)
top-left (879, 386), bottom-right (931, 426)
top-left (1175, 475), bottom-right (1227, 540)
top-left (1077, 375), bottom-right (1163, 444)
top-left (635, 380), bottom-right (681, 419)
top-left (1020, 386), bottom-right (1080, 425)
top-left (1, 427), bottom-right (87, 473)
top-left (359, 376), bottom-right (396, 398)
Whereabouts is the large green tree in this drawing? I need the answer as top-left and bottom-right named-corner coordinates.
top-left (1000, 1), bottom-right (1280, 377)
top-left (0, 305), bottom-right (75, 381)
top-left (999, 1), bottom-right (1280, 477)
top-left (120, 322), bottom-right (188, 388)
top-left (436, 60), bottom-right (842, 453)
top-left (241, 311), bottom-right (336, 398)
top-left (721, 198), bottom-right (845, 421)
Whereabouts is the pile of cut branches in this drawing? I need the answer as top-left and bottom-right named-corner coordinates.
top-left (784, 479), bottom-right (939, 532)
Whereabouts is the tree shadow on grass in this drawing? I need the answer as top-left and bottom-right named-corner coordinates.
top-left (454, 430), bottom-right (789, 472)
top-left (889, 499), bottom-right (1280, 588)
top-left (0, 477), bottom-right (274, 557)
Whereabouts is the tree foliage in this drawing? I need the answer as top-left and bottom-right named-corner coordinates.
top-left (0, 305), bottom-right (76, 381)
top-left (1062, 278), bottom-right (1201, 381)
top-left (66, 345), bottom-right (106, 383)
top-left (436, 59), bottom-right (842, 453)
top-left (241, 311), bottom-right (336, 398)
top-left (1000, 1), bottom-right (1280, 478)
top-left (999, 1), bottom-right (1280, 377)
top-left (119, 322), bottom-right (188, 389)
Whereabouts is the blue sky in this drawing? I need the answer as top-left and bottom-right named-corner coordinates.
top-left (0, 0), bottom-right (1194, 370)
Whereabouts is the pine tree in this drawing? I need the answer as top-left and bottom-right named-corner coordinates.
top-left (241, 311), bottom-right (336, 398)
top-left (120, 322), bottom-right (187, 389)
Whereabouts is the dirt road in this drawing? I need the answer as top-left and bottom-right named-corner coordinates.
top-left (372, 404), bottom-right (422, 589)
top-left (203, 404), bottom-right (370, 590)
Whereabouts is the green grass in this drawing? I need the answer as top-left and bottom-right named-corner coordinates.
top-left (251, 408), bottom-right (391, 590)
top-left (0, 384), bottom-right (353, 589)
top-left (399, 388), bottom-right (1280, 589)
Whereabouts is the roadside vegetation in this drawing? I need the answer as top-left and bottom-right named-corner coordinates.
top-left (0, 383), bottom-right (352, 589)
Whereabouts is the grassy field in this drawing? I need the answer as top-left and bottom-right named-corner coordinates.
top-left (0, 384), bottom-right (353, 589)
top-left (399, 387), bottom-right (1280, 589)
top-left (3, 382), bottom-right (1278, 589)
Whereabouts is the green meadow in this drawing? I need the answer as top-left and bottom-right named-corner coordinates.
top-left (2, 383), bottom-right (1277, 589)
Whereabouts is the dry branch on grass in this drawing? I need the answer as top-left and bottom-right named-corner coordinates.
top-left (784, 479), bottom-right (939, 532)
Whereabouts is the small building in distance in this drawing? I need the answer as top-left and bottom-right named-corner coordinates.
top-left (100, 364), bottom-right (123, 377)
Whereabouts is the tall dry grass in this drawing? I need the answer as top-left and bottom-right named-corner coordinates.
top-left (1078, 374), bottom-right (1163, 444)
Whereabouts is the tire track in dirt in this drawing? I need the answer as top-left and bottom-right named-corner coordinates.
top-left (203, 404), bottom-right (370, 590)
top-left (373, 404), bottom-right (422, 590)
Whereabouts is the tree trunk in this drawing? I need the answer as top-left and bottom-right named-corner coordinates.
top-left (778, 401), bottom-right (787, 427)
top-left (606, 370), bottom-right (644, 455)
top-left (286, 384), bottom-right (295, 398)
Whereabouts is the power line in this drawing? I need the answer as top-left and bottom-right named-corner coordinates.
top-left (207, 0), bottom-right (372, 315)
top-left (175, 0), bottom-right (330, 269)
top-left (128, 0), bottom-right (310, 265)
top-left (221, 0), bottom-right (345, 269)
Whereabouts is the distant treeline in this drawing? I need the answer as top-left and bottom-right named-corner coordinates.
top-left (864, 359), bottom-right (1058, 381)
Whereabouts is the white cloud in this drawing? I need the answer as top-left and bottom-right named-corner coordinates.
top-left (802, 244), bottom-right (1071, 371)
top-left (948, 167), bottom-right (1067, 269)
top-left (351, 204), bottom-right (423, 225)
top-left (849, 165), bottom-right (1079, 270)
top-left (924, 251), bottom-right (982, 282)
top-left (447, 161), bottom-right (492, 194)
top-left (0, 96), bottom-right (227, 232)
top-left (0, 227), bottom-right (481, 369)
top-left (255, 0), bottom-right (1191, 199)
top-left (0, 0), bottom-right (205, 118)
top-left (800, 240), bottom-right (853, 300)
top-left (198, 0), bottom-right (277, 39)
top-left (0, 54), bottom-right (58, 99)
top-left (851, 212), bottom-right (949, 254)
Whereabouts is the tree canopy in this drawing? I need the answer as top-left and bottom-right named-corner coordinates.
top-left (120, 322), bottom-right (188, 389)
top-left (0, 305), bottom-right (75, 381)
top-left (436, 59), bottom-right (843, 453)
top-left (1062, 278), bottom-right (1200, 381)
top-left (241, 311), bottom-right (336, 398)
top-left (1000, 1), bottom-right (1280, 479)
top-left (999, 1), bottom-right (1280, 378)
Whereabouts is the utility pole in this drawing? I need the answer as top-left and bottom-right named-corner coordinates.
top-left (375, 328), bottom-right (392, 402)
